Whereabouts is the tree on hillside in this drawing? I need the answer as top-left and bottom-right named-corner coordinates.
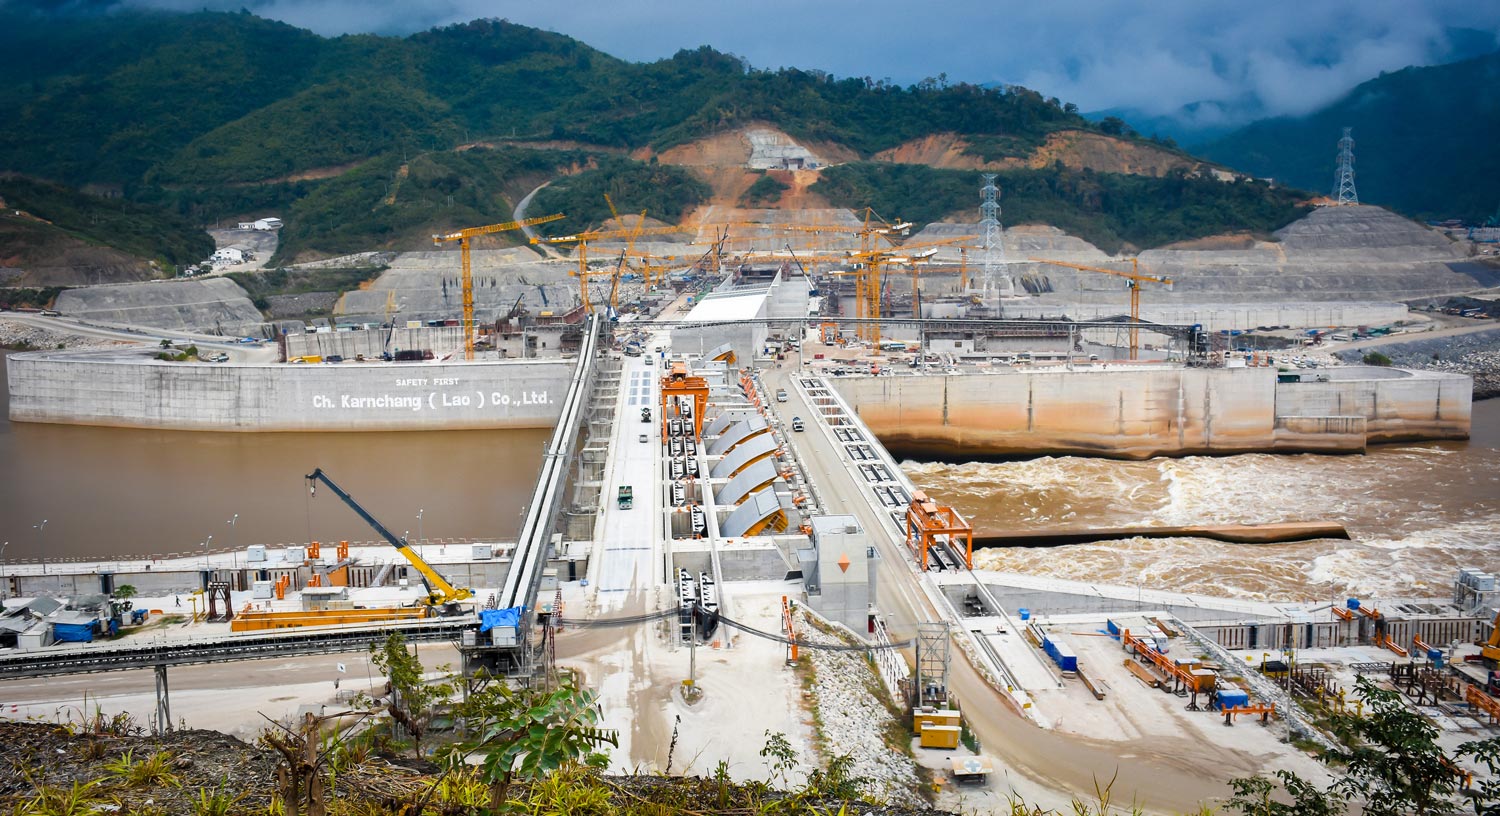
top-left (1227, 677), bottom-right (1500, 816)
top-left (369, 632), bottom-right (455, 759)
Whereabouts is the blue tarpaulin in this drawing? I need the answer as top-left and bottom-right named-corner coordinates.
top-left (479, 607), bottom-right (523, 633)
top-left (52, 622), bottom-right (95, 643)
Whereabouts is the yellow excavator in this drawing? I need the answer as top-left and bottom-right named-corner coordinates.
top-left (305, 469), bottom-right (473, 615)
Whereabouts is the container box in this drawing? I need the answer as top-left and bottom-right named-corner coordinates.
top-left (251, 580), bottom-right (273, 600)
top-left (472, 544), bottom-right (493, 560)
top-left (1215, 684), bottom-right (1250, 711)
top-left (912, 709), bottom-right (962, 732)
top-left (285, 546), bottom-right (306, 563)
top-left (919, 725), bottom-right (961, 749)
top-left (491, 625), bottom-right (518, 647)
top-left (1043, 634), bottom-right (1079, 673)
top-left (246, 545), bottom-right (266, 563)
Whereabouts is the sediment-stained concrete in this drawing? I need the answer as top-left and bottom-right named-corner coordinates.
top-left (832, 365), bottom-right (1470, 459)
top-left (7, 350), bottom-right (572, 431)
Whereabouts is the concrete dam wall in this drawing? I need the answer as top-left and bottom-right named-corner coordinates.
top-left (831, 365), bottom-right (1470, 460)
top-left (7, 352), bottom-right (574, 432)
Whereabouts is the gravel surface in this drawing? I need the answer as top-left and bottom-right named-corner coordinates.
top-left (0, 318), bottom-right (133, 350)
top-left (799, 614), bottom-right (926, 808)
top-left (1335, 326), bottom-right (1500, 399)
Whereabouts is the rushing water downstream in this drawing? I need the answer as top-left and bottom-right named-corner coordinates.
top-left (0, 354), bottom-right (548, 561)
top-left (905, 398), bottom-right (1500, 602)
top-left (4, 349), bottom-right (1497, 602)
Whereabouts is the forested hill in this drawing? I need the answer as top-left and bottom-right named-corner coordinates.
top-left (0, 8), bottom-right (1091, 189)
top-left (1200, 50), bottom-right (1500, 223)
top-left (0, 7), bottom-right (1311, 266)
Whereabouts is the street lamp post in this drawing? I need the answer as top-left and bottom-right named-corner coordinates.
top-left (0, 541), bottom-right (8, 600)
top-left (33, 520), bottom-right (46, 575)
top-left (417, 509), bottom-right (425, 561)
top-left (227, 514), bottom-right (238, 568)
top-left (202, 534), bottom-right (213, 571)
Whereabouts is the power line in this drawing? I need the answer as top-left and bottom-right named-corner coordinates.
top-left (559, 605), bottom-right (914, 653)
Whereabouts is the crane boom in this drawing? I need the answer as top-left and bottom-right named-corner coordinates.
top-left (1028, 257), bottom-right (1172, 361)
top-left (432, 213), bottom-right (565, 360)
top-left (304, 468), bottom-right (472, 611)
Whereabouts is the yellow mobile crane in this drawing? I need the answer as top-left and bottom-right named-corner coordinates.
top-left (432, 214), bottom-right (565, 360)
top-left (1028, 257), bottom-right (1172, 361)
top-left (305, 468), bottom-right (473, 615)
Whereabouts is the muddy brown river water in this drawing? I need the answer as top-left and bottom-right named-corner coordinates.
top-left (0, 354), bottom-right (548, 561)
top-left (906, 398), bottom-right (1500, 601)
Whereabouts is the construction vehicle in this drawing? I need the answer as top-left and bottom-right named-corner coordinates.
top-left (305, 468), bottom-right (473, 614)
top-left (1028, 257), bottom-right (1172, 361)
top-left (431, 214), bottom-right (564, 360)
top-left (617, 485), bottom-right (634, 510)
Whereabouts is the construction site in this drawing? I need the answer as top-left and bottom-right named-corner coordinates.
top-left (2, 131), bottom-right (1499, 811)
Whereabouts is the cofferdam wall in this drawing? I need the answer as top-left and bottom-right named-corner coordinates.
top-left (7, 352), bottom-right (573, 431)
top-left (830, 366), bottom-right (1470, 460)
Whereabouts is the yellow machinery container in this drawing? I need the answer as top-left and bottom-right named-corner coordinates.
top-left (913, 709), bottom-right (962, 732)
top-left (919, 724), bottom-right (961, 749)
top-left (231, 606), bottom-right (426, 632)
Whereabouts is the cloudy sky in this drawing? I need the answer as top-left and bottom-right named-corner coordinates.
top-left (121, 0), bottom-right (1500, 124)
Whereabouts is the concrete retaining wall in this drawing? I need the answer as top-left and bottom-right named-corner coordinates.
top-left (832, 365), bottom-right (1470, 459)
top-left (7, 352), bottom-right (574, 431)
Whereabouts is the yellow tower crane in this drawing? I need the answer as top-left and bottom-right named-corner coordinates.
top-left (1028, 257), bottom-right (1172, 360)
top-left (432, 213), bottom-right (565, 360)
top-left (532, 225), bottom-right (692, 312)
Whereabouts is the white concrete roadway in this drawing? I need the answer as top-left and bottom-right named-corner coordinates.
top-left (586, 337), bottom-right (666, 611)
top-left (760, 363), bottom-right (1291, 814)
top-left (0, 310), bottom-right (277, 362)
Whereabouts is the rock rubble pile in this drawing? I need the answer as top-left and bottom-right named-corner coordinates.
top-left (799, 616), bottom-right (925, 808)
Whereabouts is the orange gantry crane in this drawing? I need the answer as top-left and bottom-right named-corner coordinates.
top-left (532, 224), bottom-right (692, 312)
top-left (432, 213), bottom-right (564, 359)
top-left (1027, 257), bottom-right (1172, 361)
top-left (904, 490), bottom-right (974, 570)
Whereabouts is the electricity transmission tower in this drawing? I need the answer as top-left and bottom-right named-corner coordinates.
top-left (979, 174), bottom-right (1012, 300)
top-left (1333, 127), bottom-right (1359, 206)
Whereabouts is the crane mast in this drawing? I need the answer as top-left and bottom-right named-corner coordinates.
top-left (1028, 257), bottom-right (1172, 360)
top-left (432, 213), bottom-right (564, 360)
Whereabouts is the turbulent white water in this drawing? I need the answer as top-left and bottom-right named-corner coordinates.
top-left (902, 402), bottom-right (1500, 602)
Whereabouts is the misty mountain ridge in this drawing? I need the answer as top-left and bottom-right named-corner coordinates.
top-left (1200, 49), bottom-right (1500, 222)
top-left (1091, 27), bottom-right (1500, 149)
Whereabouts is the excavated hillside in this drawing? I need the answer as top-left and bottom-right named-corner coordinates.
top-left (0, 211), bottom-right (164, 287)
top-left (871, 130), bottom-right (1204, 177)
top-left (909, 205), bottom-right (1493, 316)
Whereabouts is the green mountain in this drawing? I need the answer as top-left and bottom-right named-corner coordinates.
top-left (0, 7), bottom-right (1313, 264)
top-left (1200, 51), bottom-right (1500, 222)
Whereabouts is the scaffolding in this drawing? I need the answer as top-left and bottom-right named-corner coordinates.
top-left (914, 622), bottom-right (951, 708)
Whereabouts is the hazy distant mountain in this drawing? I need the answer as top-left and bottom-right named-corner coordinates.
top-left (1087, 26), bottom-right (1500, 151)
top-left (1198, 50), bottom-right (1500, 222)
